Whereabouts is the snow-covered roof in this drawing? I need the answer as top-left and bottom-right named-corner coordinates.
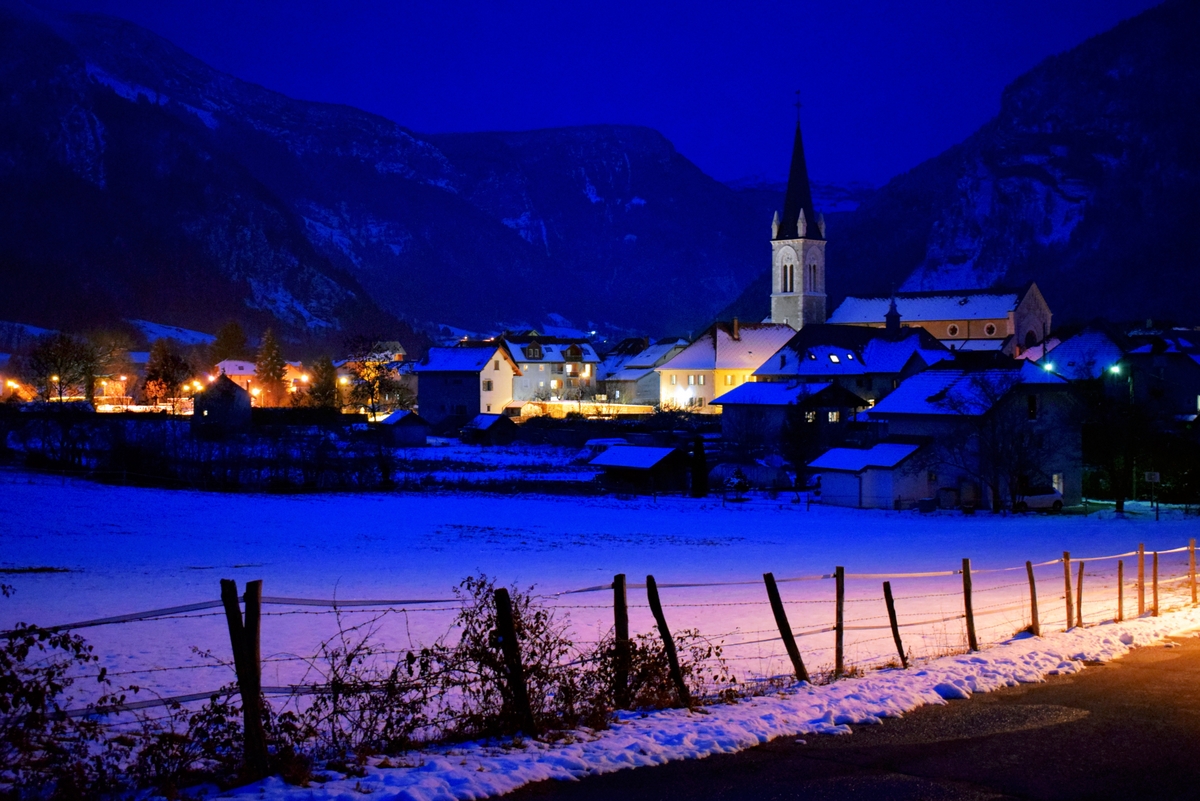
top-left (463, 413), bottom-right (508, 431)
top-left (869, 362), bottom-right (1064, 417)
top-left (379, 409), bottom-right (428, 427)
top-left (607, 367), bottom-right (657, 383)
top-left (829, 292), bottom-right (1020, 324)
top-left (1039, 329), bottom-right (1125, 380)
top-left (755, 328), bottom-right (949, 379)
top-left (710, 381), bottom-right (830, 406)
top-left (942, 339), bottom-right (1006, 352)
top-left (809, 443), bottom-right (920, 472)
top-left (417, 346), bottom-right (507, 373)
top-left (589, 445), bottom-right (677, 469)
top-left (660, 323), bottom-right (794, 372)
top-left (508, 340), bottom-right (600, 364)
top-left (626, 339), bottom-right (689, 369)
top-left (217, 359), bottom-right (255, 376)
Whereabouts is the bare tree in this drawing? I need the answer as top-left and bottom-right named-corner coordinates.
top-left (22, 333), bottom-right (97, 403)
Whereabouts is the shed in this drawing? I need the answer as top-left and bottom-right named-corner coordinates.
top-left (192, 374), bottom-right (251, 437)
top-left (460, 413), bottom-right (519, 445)
top-left (589, 445), bottom-right (688, 494)
top-left (379, 409), bottom-right (431, 447)
top-left (808, 443), bottom-right (926, 509)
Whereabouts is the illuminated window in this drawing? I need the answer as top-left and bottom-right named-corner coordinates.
top-left (698, 375), bottom-right (705, 386)
top-left (725, 375), bottom-right (733, 386)
top-left (670, 375), bottom-right (677, 386)
top-left (688, 375), bottom-right (696, 386)
top-left (828, 410), bottom-right (840, 423)
top-left (829, 354), bottom-right (840, 363)
top-left (805, 411), bottom-right (816, 423)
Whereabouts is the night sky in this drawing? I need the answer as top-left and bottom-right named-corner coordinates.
top-left (44, 0), bottom-right (1158, 187)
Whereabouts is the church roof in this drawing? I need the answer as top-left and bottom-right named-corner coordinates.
top-left (775, 121), bottom-right (822, 242)
top-left (829, 288), bottom-right (1026, 324)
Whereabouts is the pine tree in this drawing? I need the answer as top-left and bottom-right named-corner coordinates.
top-left (210, 321), bottom-right (249, 366)
top-left (254, 328), bottom-right (287, 406)
top-left (307, 355), bottom-right (340, 409)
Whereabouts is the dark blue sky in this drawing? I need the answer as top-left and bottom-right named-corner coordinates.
top-left (47, 0), bottom-right (1158, 186)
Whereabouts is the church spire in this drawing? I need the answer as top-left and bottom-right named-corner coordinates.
top-left (774, 113), bottom-right (822, 242)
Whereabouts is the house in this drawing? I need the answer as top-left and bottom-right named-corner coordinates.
top-left (862, 357), bottom-right (1081, 509)
top-left (589, 445), bottom-right (689, 494)
top-left (809, 443), bottom-right (926, 509)
top-left (753, 321), bottom-right (950, 404)
top-left (215, 359), bottom-right (256, 392)
top-left (506, 334), bottom-right (602, 402)
top-left (379, 409), bottom-right (431, 447)
top-left (414, 344), bottom-right (520, 427)
top-left (1035, 321), bottom-right (1130, 381)
top-left (1114, 333), bottom-right (1200, 418)
top-left (828, 284), bottom-right (1052, 356)
top-left (460, 413), bottom-right (519, 446)
top-left (599, 337), bottom-right (651, 381)
top-left (710, 381), bottom-right (867, 458)
top-left (192, 374), bottom-right (251, 436)
top-left (656, 319), bottom-right (796, 412)
top-left (602, 337), bottom-right (689, 405)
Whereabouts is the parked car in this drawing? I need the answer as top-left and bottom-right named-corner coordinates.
top-left (1015, 486), bottom-right (1064, 513)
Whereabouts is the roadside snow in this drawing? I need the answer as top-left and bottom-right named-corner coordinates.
top-left (220, 607), bottom-right (1200, 801)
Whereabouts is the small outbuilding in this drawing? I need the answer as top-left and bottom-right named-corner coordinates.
top-left (808, 443), bottom-right (927, 509)
top-left (379, 409), bottom-right (431, 447)
top-left (460, 413), bottom-right (519, 445)
top-left (589, 445), bottom-right (688, 495)
top-left (192, 374), bottom-right (251, 436)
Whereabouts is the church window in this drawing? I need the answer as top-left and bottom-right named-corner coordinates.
top-left (1025, 331), bottom-right (1038, 348)
top-left (984, 323), bottom-right (997, 337)
top-left (947, 324), bottom-right (960, 337)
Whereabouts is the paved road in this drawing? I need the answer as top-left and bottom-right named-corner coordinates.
top-left (501, 634), bottom-right (1200, 800)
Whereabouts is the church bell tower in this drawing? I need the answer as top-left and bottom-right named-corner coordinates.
top-left (770, 113), bottom-right (826, 330)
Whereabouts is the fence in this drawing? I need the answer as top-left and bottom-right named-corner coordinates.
top-left (6, 537), bottom-right (1198, 782)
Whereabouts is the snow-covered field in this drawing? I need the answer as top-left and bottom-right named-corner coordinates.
top-left (2, 471), bottom-right (1196, 694)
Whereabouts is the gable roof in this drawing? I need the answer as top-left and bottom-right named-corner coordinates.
top-left (710, 381), bottom-right (830, 407)
top-left (505, 338), bottom-right (600, 364)
top-left (755, 324), bottom-right (949, 379)
top-left (660, 322), bottom-right (795, 372)
top-left (829, 288), bottom-right (1027, 324)
top-left (462, 413), bottom-right (514, 431)
top-left (1039, 324), bottom-right (1129, 380)
top-left (379, 409), bottom-right (429, 427)
top-left (416, 345), bottom-right (514, 374)
top-left (868, 361), bottom-right (1064, 417)
top-left (625, 338), bottom-right (689, 369)
top-left (809, 443), bottom-right (920, 472)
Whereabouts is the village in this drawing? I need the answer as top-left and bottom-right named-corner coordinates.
top-left (1, 120), bottom-right (1197, 514)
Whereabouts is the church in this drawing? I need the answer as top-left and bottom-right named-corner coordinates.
top-left (766, 114), bottom-right (1052, 356)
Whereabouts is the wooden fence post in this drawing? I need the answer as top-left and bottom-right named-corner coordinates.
top-left (1190, 539), bottom-right (1197, 605)
top-left (493, 588), bottom-right (538, 734)
top-left (612, 574), bottom-right (631, 709)
top-left (1025, 561), bottom-right (1040, 637)
top-left (219, 579), bottom-right (268, 781)
top-left (834, 566), bottom-right (845, 678)
top-left (763, 572), bottom-right (808, 683)
top-left (646, 575), bottom-right (691, 707)
top-left (883, 581), bottom-right (907, 668)
top-left (1138, 543), bottom-right (1145, 615)
top-left (1153, 551), bottom-right (1159, 616)
top-left (1117, 560), bottom-right (1124, 622)
top-left (1075, 562), bottom-right (1085, 628)
top-left (1063, 552), bottom-right (1073, 630)
top-left (962, 558), bottom-right (978, 651)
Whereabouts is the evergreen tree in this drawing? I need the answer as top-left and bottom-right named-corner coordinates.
top-left (307, 355), bottom-right (340, 409)
top-left (254, 328), bottom-right (287, 406)
top-left (210, 321), bottom-right (249, 366)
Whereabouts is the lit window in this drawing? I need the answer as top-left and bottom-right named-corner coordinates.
top-left (671, 375), bottom-right (677, 386)
top-left (808, 353), bottom-right (817, 360)
top-left (698, 375), bottom-right (705, 386)
top-left (688, 375), bottom-right (696, 386)
top-left (805, 411), bottom-right (816, 423)
top-left (828, 411), bottom-right (840, 423)
top-left (829, 354), bottom-right (840, 363)
top-left (551, 379), bottom-right (559, 389)
top-left (725, 375), bottom-right (733, 386)
top-left (846, 353), bottom-right (854, 360)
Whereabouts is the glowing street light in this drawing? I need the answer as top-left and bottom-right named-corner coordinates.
top-left (1110, 365), bottom-right (1121, 375)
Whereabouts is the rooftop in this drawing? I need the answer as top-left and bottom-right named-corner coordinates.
top-left (829, 288), bottom-right (1029, 325)
top-left (809, 443), bottom-right (920, 472)
top-left (661, 322), bottom-right (795, 372)
top-left (589, 445), bottom-right (678, 470)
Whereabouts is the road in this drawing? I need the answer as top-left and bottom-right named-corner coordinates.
top-left (501, 633), bottom-right (1200, 800)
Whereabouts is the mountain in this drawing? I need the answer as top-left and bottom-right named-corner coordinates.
top-left (0, 1), bottom-right (769, 341)
top-left (726, 0), bottom-right (1200, 327)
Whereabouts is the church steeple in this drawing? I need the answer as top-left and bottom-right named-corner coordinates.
top-left (774, 120), bottom-right (822, 242)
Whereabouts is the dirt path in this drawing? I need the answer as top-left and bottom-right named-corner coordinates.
top-left (500, 633), bottom-right (1200, 800)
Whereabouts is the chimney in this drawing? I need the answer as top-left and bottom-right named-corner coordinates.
top-left (732, 317), bottom-right (741, 341)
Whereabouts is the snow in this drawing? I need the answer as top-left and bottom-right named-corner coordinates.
top-left (829, 293), bottom-right (1020, 324)
top-left (809, 443), bottom-right (920, 472)
top-left (588, 445), bottom-right (676, 469)
top-left (417, 346), bottom-right (503, 373)
top-left (3, 476), bottom-right (1198, 799)
top-left (660, 324), bottom-right (795, 372)
top-left (869, 363), bottom-right (1064, 417)
top-left (129, 320), bottom-right (215, 346)
top-left (710, 381), bottom-right (827, 407)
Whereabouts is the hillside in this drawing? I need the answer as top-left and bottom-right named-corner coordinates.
top-left (727, 0), bottom-right (1200, 327)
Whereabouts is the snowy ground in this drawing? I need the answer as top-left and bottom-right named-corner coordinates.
top-left (2, 471), bottom-right (1197, 699)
